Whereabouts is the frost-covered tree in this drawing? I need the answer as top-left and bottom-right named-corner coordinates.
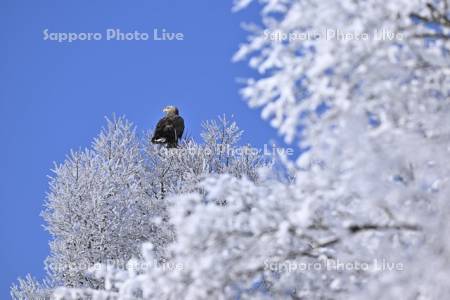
top-left (42, 117), bottom-right (172, 290)
top-left (10, 275), bottom-right (53, 300)
top-left (231, 0), bottom-right (450, 298)
top-left (50, 1), bottom-right (450, 299)
top-left (12, 115), bottom-right (269, 299)
top-left (233, 0), bottom-right (450, 147)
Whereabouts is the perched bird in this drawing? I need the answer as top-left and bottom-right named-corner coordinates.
top-left (151, 105), bottom-right (185, 148)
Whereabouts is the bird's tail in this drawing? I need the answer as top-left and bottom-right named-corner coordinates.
top-left (151, 137), bottom-right (166, 144)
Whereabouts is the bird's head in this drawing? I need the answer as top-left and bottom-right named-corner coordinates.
top-left (163, 105), bottom-right (179, 116)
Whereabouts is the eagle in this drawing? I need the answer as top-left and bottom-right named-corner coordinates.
top-left (151, 105), bottom-right (185, 148)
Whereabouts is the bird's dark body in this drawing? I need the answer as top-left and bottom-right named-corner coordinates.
top-left (151, 115), bottom-right (184, 148)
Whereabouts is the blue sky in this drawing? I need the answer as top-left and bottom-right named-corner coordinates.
top-left (0, 0), bottom-right (290, 298)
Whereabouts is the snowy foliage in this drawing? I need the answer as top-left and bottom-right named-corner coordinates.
top-left (10, 275), bottom-right (53, 300)
top-left (231, 0), bottom-right (450, 298)
top-left (41, 117), bottom-right (173, 290)
top-left (11, 115), bottom-right (269, 299)
top-left (233, 0), bottom-right (449, 146)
